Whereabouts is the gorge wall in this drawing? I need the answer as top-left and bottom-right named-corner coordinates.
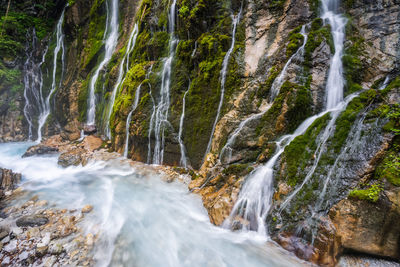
top-left (0, 0), bottom-right (400, 265)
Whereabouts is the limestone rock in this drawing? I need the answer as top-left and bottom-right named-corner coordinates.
top-left (58, 148), bottom-right (85, 167)
top-left (22, 145), bottom-right (59, 158)
top-left (16, 215), bottom-right (49, 227)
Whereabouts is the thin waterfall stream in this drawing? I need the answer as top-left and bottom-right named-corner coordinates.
top-left (23, 30), bottom-right (47, 141)
top-left (123, 83), bottom-right (142, 158)
top-left (204, 6), bottom-right (243, 159)
top-left (105, 23), bottom-right (139, 138)
top-left (152, 0), bottom-right (178, 165)
top-left (36, 9), bottom-right (66, 142)
top-left (86, 0), bottom-right (119, 126)
top-left (177, 82), bottom-right (191, 168)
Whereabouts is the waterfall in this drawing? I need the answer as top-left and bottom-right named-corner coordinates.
top-left (23, 30), bottom-right (48, 141)
top-left (223, 112), bottom-right (329, 234)
top-left (152, 0), bottom-right (178, 165)
top-left (322, 0), bottom-right (347, 109)
top-left (36, 9), bottom-right (66, 142)
top-left (379, 76), bottom-right (390, 90)
top-left (219, 104), bottom-right (271, 164)
top-left (147, 90), bottom-right (156, 164)
top-left (270, 25), bottom-right (308, 100)
top-left (105, 23), bottom-right (139, 138)
top-left (204, 7), bottom-right (243, 159)
top-left (123, 83), bottom-right (142, 158)
top-left (279, 93), bottom-right (358, 212)
top-left (224, 0), bottom-right (349, 235)
top-left (86, 0), bottom-right (119, 126)
top-left (177, 82), bottom-right (191, 168)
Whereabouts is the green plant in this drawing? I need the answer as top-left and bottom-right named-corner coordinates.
top-left (349, 183), bottom-right (383, 203)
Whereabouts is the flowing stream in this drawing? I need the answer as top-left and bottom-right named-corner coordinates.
top-left (322, 0), bottom-right (347, 109)
top-left (204, 7), bottom-right (243, 159)
top-left (36, 9), bottom-right (66, 142)
top-left (87, 0), bottom-right (119, 126)
top-left (152, 0), bottom-right (178, 165)
top-left (105, 23), bottom-right (139, 138)
top-left (270, 25), bottom-right (308, 100)
top-left (23, 30), bottom-right (47, 141)
top-left (0, 142), bottom-right (307, 267)
top-left (177, 82), bottom-right (191, 168)
top-left (123, 83), bottom-right (142, 158)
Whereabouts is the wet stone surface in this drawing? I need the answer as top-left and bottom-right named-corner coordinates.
top-left (0, 190), bottom-right (96, 266)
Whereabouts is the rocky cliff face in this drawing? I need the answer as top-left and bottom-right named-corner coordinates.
top-left (2, 0), bottom-right (400, 265)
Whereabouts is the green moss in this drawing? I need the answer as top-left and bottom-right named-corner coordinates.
top-left (343, 17), bottom-right (366, 96)
top-left (222, 164), bottom-right (251, 176)
top-left (304, 18), bottom-right (334, 69)
top-left (286, 26), bottom-right (304, 58)
top-left (331, 90), bottom-right (377, 153)
top-left (0, 61), bottom-right (22, 95)
top-left (257, 66), bottom-right (281, 99)
top-left (282, 113), bottom-right (330, 186)
top-left (381, 76), bottom-right (400, 97)
top-left (349, 183), bottom-right (383, 203)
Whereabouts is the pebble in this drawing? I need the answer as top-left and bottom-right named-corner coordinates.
top-left (36, 244), bottom-right (48, 256)
top-left (48, 242), bottom-right (64, 255)
top-left (4, 239), bottom-right (17, 253)
top-left (19, 251), bottom-right (29, 261)
top-left (85, 233), bottom-right (94, 246)
top-left (12, 226), bottom-right (23, 235)
top-left (0, 230), bottom-right (8, 240)
top-left (81, 205), bottom-right (93, 213)
top-left (43, 255), bottom-right (57, 267)
top-left (2, 235), bottom-right (10, 244)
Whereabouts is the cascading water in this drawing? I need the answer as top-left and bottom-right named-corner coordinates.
top-left (105, 23), bottom-right (139, 138)
top-left (23, 30), bottom-right (48, 141)
top-left (219, 104), bottom-right (271, 164)
top-left (123, 83), bottom-right (142, 158)
top-left (224, 0), bottom-right (349, 234)
top-left (204, 7), bottom-right (243, 159)
top-left (279, 93), bottom-right (358, 212)
top-left (379, 76), bottom-right (390, 90)
top-left (86, 0), bottom-right (119, 126)
top-left (270, 25), bottom-right (308, 100)
top-left (147, 90), bottom-right (156, 164)
top-left (278, 0), bottom-right (349, 211)
top-left (177, 82), bottom-right (191, 168)
top-left (152, 0), bottom-right (178, 165)
top-left (36, 9), bottom-right (66, 142)
top-left (322, 0), bottom-right (347, 109)
top-left (223, 112), bottom-right (328, 234)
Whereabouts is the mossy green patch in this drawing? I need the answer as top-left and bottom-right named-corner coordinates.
top-left (281, 113), bottom-right (330, 186)
top-left (349, 183), bottom-right (383, 203)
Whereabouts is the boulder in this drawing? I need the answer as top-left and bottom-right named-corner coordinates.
top-left (0, 168), bottom-right (21, 191)
top-left (58, 148), bottom-right (85, 167)
top-left (16, 215), bottom-right (49, 227)
top-left (22, 145), bottom-right (59, 158)
top-left (83, 124), bottom-right (97, 135)
top-left (329, 193), bottom-right (400, 260)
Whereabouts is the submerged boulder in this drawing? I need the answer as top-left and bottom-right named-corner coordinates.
top-left (22, 145), bottom-right (59, 158)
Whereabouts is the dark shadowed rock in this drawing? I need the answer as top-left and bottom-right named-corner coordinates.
top-left (22, 145), bottom-right (59, 158)
top-left (83, 125), bottom-right (97, 135)
top-left (16, 215), bottom-right (49, 227)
